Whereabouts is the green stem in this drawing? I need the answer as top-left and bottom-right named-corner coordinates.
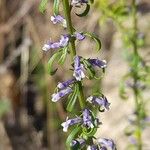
top-left (62, 0), bottom-right (86, 109)
top-left (132, 0), bottom-right (142, 149)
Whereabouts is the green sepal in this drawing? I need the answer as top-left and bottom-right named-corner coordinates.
top-left (66, 83), bottom-right (78, 112)
top-left (47, 51), bottom-right (62, 75)
top-left (76, 4), bottom-right (90, 17)
top-left (84, 32), bottom-right (101, 51)
top-left (66, 126), bottom-right (81, 148)
top-left (39, 0), bottom-right (48, 13)
top-left (53, 0), bottom-right (60, 15)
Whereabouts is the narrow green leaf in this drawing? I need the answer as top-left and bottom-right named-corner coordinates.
top-left (53, 0), bottom-right (60, 15)
top-left (76, 4), bottom-right (90, 17)
top-left (82, 127), bottom-right (97, 137)
top-left (66, 126), bottom-right (81, 148)
top-left (82, 59), bottom-right (95, 79)
top-left (58, 47), bottom-right (68, 65)
top-left (47, 51), bottom-right (62, 75)
top-left (39, 0), bottom-right (48, 13)
top-left (84, 32), bottom-right (101, 51)
top-left (66, 84), bottom-right (78, 112)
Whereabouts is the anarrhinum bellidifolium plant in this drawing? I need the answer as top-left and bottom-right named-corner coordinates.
top-left (95, 0), bottom-right (150, 149)
top-left (40, 0), bottom-right (116, 150)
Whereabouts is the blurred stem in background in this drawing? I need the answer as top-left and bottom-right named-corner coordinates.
top-left (95, 0), bottom-right (150, 149)
top-left (132, 0), bottom-right (142, 149)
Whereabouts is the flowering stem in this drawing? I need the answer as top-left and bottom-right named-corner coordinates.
top-left (62, 0), bottom-right (86, 109)
top-left (62, 0), bottom-right (76, 57)
top-left (132, 0), bottom-right (142, 149)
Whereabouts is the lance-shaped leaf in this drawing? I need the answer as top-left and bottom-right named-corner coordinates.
top-left (82, 59), bottom-right (95, 79)
top-left (58, 47), bottom-right (68, 65)
top-left (39, 0), bottom-right (48, 13)
top-left (66, 83), bottom-right (78, 112)
top-left (66, 126), bottom-right (81, 149)
top-left (53, 0), bottom-right (60, 15)
top-left (47, 51), bottom-right (62, 75)
top-left (76, 4), bottom-right (90, 17)
top-left (84, 32), bottom-right (101, 51)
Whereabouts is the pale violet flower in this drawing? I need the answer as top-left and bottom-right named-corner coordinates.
top-left (61, 108), bottom-right (100, 132)
top-left (57, 78), bottom-right (76, 89)
top-left (74, 32), bottom-right (85, 41)
top-left (71, 138), bottom-right (86, 148)
top-left (42, 35), bottom-right (69, 51)
top-left (88, 59), bottom-right (107, 69)
top-left (87, 145), bottom-right (99, 150)
top-left (59, 35), bottom-right (69, 47)
top-left (87, 96), bottom-right (110, 111)
top-left (73, 56), bottom-right (85, 81)
top-left (61, 117), bottom-right (82, 132)
top-left (52, 87), bottom-right (72, 102)
top-left (71, 0), bottom-right (88, 6)
top-left (98, 138), bottom-right (116, 150)
top-left (42, 42), bottom-right (52, 51)
top-left (82, 108), bottom-right (95, 128)
top-left (51, 15), bottom-right (67, 27)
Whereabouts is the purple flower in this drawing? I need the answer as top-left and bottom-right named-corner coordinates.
top-left (87, 145), bottom-right (99, 150)
top-left (59, 35), bottom-right (69, 47)
top-left (98, 138), bottom-right (116, 150)
top-left (42, 41), bottom-right (60, 51)
top-left (52, 87), bottom-right (72, 102)
top-left (74, 32), bottom-right (85, 41)
top-left (71, 0), bottom-right (88, 6)
top-left (61, 117), bottom-right (82, 132)
top-left (51, 15), bottom-right (67, 27)
top-left (88, 59), bottom-right (107, 69)
top-left (73, 56), bottom-right (85, 81)
top-left (129, 136), bottom-right (137, 145)
top-left (42, 35), bottom-right (69, 51)
top-left (82, 108), bottom-right (95, 128)
top-left (71, 138), bottom-right (86, 147)
top-left (42, 41), bottom-right (52, 51)
top-left (87, 96), bottom-right (110, 110)
top-left (50, 42), bottom-right (60, 49)
top-left (100, 147), bottom-right (107, 150)
top-left (57, 78), bottom-right (76, 89)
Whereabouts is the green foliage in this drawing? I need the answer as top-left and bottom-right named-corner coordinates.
top-left (66, 83), bottom-right (79, 112)
top-left (0, 99), bottom-right (10, 117)
top-left (47, 48), bottom-right (68, 75)
top-left (66, 126), bottom-right (81, 148)
top-left (84, 32), bottom-right (102, 52)
top-left (39, 0), bottom-right (48, 13)
top-left (53, 0), bottom-right (60, 15)
top-left (95, 0), bottom-right (150, 149)
top-left (75, 4), bottom-right (90, 17)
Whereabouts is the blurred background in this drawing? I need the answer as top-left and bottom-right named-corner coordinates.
top-left (0, 0), bottom-right (150, 150)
